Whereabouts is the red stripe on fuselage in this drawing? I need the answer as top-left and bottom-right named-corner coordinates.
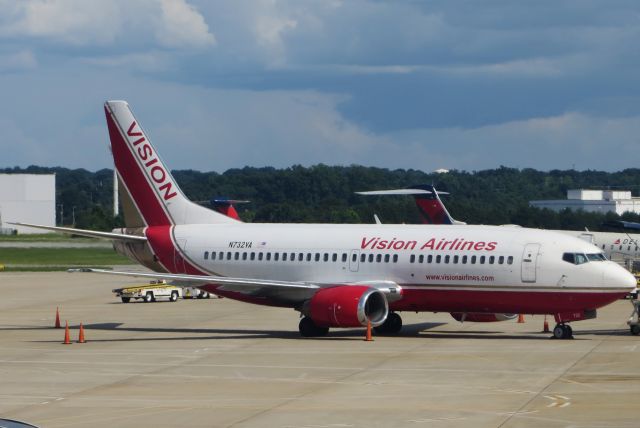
top-left (391, 288), bottom-right (626, 314)
top-left (105, 107), bottom-right (172, 226)
top-left (145, 225), bottom-right (208, 275)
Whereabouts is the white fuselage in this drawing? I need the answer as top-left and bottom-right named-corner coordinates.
top-left (153, 223), bottom-right (635, 315)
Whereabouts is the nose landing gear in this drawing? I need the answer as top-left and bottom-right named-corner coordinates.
top-left (552, 323), bottom-right (573, 339)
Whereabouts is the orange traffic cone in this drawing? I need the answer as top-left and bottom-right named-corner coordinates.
top-left (517, 314), bottom-right (525, 323)
top-left (78, 323), bottom-right (85, 343)
top-left (55, 307), bottom-right (61, 329)
top-left (63, 321), bottom-right (71, 345)
top-left (365, 320), bottom-right (373, 341)
top-left (543, 316), bottom-right (550, 333)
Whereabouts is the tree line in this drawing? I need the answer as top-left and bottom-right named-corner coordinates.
top-left (3, 165), bottom-right (640, 231)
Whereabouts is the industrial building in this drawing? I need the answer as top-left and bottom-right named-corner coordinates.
top-left (0, 174), bottom-right (56, 234)
top-left (530, 189), bottom-right (640, 215)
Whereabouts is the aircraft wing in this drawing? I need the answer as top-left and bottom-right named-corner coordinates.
top-left (7, 222), bottom-right (147, 242)
top-left (71, 268), bottom-right (402, 305)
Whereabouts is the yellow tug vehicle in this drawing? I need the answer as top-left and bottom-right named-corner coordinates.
top-left (113, 280), bottom-right (182, 303)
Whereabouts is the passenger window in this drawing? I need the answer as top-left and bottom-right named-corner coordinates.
top-left (480, 256), bottom-right (485, 264)
top-left (507, 256), bottom-right (513, 265)
top-left (374, 254), bottom-right (380, 263)
top-left (427, 255), bottom-right (432, 263)
top-left (368, 254), bottom-right (374, 263)
top-left (444, 255), bottom-right (450, 264)
top-left (436, 255), bottom-right (441, 263)
top-left (258, 253), bottom-right (264, 261)
top-left (384, 254), bottom-right (390, 263)
top-left (342, 253), bottom-right (348, 262)
top-left (307, 253), bottom-right (312, 262)
top-left (211, 252), bottom-right (217, 261)
top-left (360, 254), bottom-right (366, 263)
top-left (323, 253), bottom-right (329, 262)
top-left (489, 256), bottom-right (494, 264)
top-left (453, 255), bottom-right (459, 264)
top-left (250, 252), bottom-right (255, 261)
top-left (219, 251), bottom-right (224, 260)
top-left (332, 253), bottom-right (337, 262)
top-left (462, 255), bottom-right (467, 264)
top-left (204, 251), bottom-right (209, 260)
top-left (352, 253), bottom-right (357, 262)
top-left (392, 254), bottom-right (398, 263)
top-left (313, 253), bottom-right (319, 262)
top-left (266, 253), bottom-right (272, 261)
top-left (419, 255), bottom-right (425, 263)
top-left (234, 252), bottom-right (239, 260)
top-left (274, 253), bottom-right (279, 261)
top-left (227, 252), bottom-right (232, 260)
top-left (410, 255), bottom-right (415, 263)
top-left (471, 255), bottom-right (476, 264)
top-left (299, 253), bottom-right (304, 261)
top-left (242, 252), bottom-right (247, 261)
top-left (282, 253), bottom-right (287, 261)
top-left (498, 256), bottom-right (504, 264)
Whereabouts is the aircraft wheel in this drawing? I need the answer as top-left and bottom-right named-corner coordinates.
top-left (630, 325), bottom-right (640, 336)
top-left (553, 324), bottom-right (573, 339)
top-left (565, 325), bottom-right (573, 338)
top-left (374, 312), bottom-right (403, 335)
top-left (298, 317), bottom-right (329, 337)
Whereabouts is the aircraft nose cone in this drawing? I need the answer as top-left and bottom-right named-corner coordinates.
top-left (608, 264), bottom-right (638, 291)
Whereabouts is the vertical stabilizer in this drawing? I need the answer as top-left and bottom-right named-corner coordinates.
top-left (104, 100), bottom-right (237, 227)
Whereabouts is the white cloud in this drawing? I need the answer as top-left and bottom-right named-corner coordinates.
top-left (156, 0), bottom-right (215, 48)
top-left (0, 0), bottom-right (215, 49)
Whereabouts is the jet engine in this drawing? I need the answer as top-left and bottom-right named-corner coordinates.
top-left (450, 312), bottom-right (517, 322)
top-left (308, 285), bottom-right (389, 328)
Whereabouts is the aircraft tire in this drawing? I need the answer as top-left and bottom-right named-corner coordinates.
top-left (553, 324), bottom-right (573, 339)
top-left (299, 317), bottom-right (329, 337)
top-left (374, 312), bottom-right (403, 335)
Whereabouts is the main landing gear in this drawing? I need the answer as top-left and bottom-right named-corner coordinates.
top-left (298, 316), bottom-right (329, 337)
top-left (374, 312), bottom-right (403, 335)
top-left (552, 323), bottom-right (573, 340)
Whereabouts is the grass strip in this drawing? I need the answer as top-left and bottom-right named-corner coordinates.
top-left (0, 248), bottom-right (132, 267)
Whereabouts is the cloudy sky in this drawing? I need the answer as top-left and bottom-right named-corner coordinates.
top-left (0, 0), bottom-right (638, 172)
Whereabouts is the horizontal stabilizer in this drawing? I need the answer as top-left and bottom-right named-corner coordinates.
top-left (8, 222), bottom-right (147, 242)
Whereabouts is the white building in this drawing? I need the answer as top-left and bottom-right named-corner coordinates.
top-left (530, 189), bottom-right (640, 215)
top-left (0, 174), bottom-right (56, 234)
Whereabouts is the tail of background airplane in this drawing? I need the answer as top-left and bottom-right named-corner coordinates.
top-left (104, 101), bottom-right (237, 228)
top-left (356, 184), bottom-right (465, 225)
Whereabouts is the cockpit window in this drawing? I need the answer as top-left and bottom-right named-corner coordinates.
top-left (562, 252), bottom-right (588, 265)
top-left (586, 253), bottom-right (607, 261)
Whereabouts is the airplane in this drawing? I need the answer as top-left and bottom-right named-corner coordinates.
top-left (361, 184), bottom-right (640, 264)
top-left (11, 101), bottom-right (636, 340)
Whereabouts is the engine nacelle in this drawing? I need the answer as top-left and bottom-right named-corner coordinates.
top-left (450, 312), bottom-right (517, 322)
top-left (308, 285), bottom-right (389, 328)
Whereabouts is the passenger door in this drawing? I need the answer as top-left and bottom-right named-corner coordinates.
top-left (521, 243), bottom-right (540, 283)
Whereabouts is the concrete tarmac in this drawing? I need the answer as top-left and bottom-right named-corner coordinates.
top-left (0, 271), bottom-right (639, 428)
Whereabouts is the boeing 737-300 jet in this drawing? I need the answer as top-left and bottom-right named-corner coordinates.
top-left (12, 101), bottom-right (637, 340)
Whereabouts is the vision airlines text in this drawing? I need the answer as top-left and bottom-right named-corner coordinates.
top-left (361, 237), bottom-right (498, 252)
